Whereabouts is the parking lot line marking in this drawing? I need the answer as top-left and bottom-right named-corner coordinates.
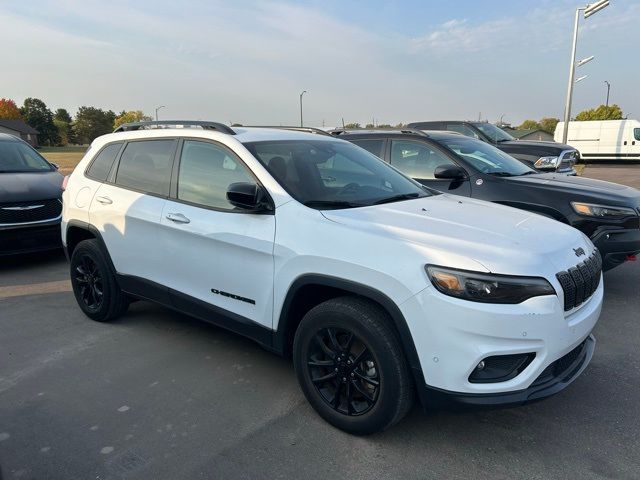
top-left (0, 280), bottom-right (72, 299)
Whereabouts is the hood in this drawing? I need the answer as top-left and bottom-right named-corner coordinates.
top-left (0, 171), bottom-right (64, 203)
top-left (321, 195), bottom-right (593, 276)
top-left (497, 140), bottom-right (573, 158)
top-left (507, 172), bottom-right (640, 206)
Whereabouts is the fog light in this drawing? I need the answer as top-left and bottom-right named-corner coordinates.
top-left (476, 360), bottom-right (486, 370)
top-left (468, 353), bottom-right (536, 383)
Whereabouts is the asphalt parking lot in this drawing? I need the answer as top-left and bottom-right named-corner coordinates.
top-left (1, 169), bottom-right (639, 480)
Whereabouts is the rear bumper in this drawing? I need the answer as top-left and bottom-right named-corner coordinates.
top-left (591, 228), bottom-right (640, 270)
top-left (420, 334), bottom-right (595, 409)
top-left (0, 220), bottom-right (62, 256)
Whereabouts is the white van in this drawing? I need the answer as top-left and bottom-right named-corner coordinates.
top-left (555, 120), bottom-right (640, 162)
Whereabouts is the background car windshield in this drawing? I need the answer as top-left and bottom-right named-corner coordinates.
top-left (472, 123), bottom-right (514, 142)
top-left (0, 141), bottom-right (53, 172)
top-left (440, 137), bottom-right (534, 176)
top-left (244, 140), bottom-right (431, 208)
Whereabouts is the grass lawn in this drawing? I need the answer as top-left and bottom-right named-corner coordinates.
top-left (39, 146), bottom-right (88, 175)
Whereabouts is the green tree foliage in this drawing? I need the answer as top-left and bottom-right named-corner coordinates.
top-left (54, 108), bottom-right (72, 123)
top-left (365, 123), bottom-right (375, 128)
top-left (539, 117), bottom-right (559, 134)
top-left (21, 98), bottom-right (60, 146)
top-left (113, 110), bottom-right (153, 129)
top-left (377, 124), bottom-right (392, 128)
top-left (0, 98), bottom-right (23, 119)
top-left (517, 119), bottom-right (541, 130)
top-left (575, 104), bottom-right (624, 121)
top-left (344, 123), bottom-right (361, 129)
top-left (395, 122), bottom-right (405, 128)
top-left (73, 107), bottom-right (116, 144)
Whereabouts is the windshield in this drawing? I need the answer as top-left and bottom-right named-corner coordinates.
top-left (243, 140), bottom-right (433, 209)
top-left (439, 137), bottom-right (535, 176)
top-left (472, 123), bottom-right (514, 142)
top-left (0, 141), bottom-right (53, 173)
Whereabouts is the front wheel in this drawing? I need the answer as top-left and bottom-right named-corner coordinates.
top-left (293, 297), bottom-right (414, 434)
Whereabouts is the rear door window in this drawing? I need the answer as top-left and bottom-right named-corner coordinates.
top-left (86, 143), bottom-right (122, 181)
top-left (350, 139), bottom-right (385, 159)
top-left (115, 140), bottom-right (176, 196)
top-left (445, 124), bottom-right (479, 139)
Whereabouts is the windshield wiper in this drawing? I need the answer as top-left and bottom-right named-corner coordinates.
top-left (303, 200), bottom-right (365, 209)
top-left (517, 171), bottom-right (538, 176)
top-left (373, 192), bottom-right (423, 205)
top-left (486, 171), bottom-right (513, 177)
top-left (496, 138), bottom-right (511, 143)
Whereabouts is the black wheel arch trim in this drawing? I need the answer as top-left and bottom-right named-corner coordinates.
top-left (274, 274), bottom-right (428, 404)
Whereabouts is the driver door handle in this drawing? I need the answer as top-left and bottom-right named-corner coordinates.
top-left (166, 213), bottom-right (190, 224)
top-left (95, 196), bottom-right (112, 205)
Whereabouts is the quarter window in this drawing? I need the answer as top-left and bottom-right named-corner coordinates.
top-left (177, 140), bottom-right (255, 210)
top-left (115, 140), bottom-right (176, 196)
top-left (390, 140), bottom-right (456, 179)
top-left (634, 128), bottom-right (640, 141)
top-left (86, 143), bottom-right (122, 181)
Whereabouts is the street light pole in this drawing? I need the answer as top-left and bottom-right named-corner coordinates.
top-left (604, 80), bottom-right (610, 107)
top-left (155, 105), bottom-right (166, 121)
top-left (299, 91), bottom-right (307, 127)
top-left (561, 0), bottom-right (609, 144)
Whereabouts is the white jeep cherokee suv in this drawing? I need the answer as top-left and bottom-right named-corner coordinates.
top-left (62, 121), bottom-right (603, 434)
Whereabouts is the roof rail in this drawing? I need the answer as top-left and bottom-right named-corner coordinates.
top-left (330, 128), bottom-right (429, 137)
top-left (113, 120), bottom-right (236, 135)
top-left (241, 126), bottom-right (332, 136)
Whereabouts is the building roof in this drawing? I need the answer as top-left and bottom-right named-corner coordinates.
top-left (0, 119), bottom-right (39, 134)
top-left (501, 127), bottom-right (550, 139)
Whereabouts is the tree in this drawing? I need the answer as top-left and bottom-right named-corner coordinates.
top-left (365, 123), bottom-right (375, 128)
top-left (344, 123), bottom-right (361, 129)
top-left (539, 117), bottom-right (560, 134)
top-left (73, 106), bottom-right (116, 144)
top-left (21, 98), bottom-right (59, 146)
top-left (575, 104), bottom-right (623, 121)
top-left (517, 119), bottom-right (541, 130)
top-left (113, 110), bottom-right (153, 129)
top-left (54, 108), bottom-right (72, 123)
top-left (395, 122), bottom-right (405, 128)
top-left (0, 98), bottom-right (22, 119)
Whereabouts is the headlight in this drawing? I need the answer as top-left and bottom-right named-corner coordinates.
top-left (534, 156), bottom-right (560, 169)
top-left (571, 202), bottom-right (638, 218)
top-left (425, 265), bottom-right (555, 304)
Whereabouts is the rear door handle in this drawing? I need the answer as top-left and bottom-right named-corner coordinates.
top-left (95, 196), bottom-right (112, 205)
top-left (166, 213), bottom-right (190, 224)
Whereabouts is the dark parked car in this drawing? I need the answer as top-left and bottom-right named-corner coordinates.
top-left (335, 129), bottom-right (640, 271)
top-left (406, 121), bottom-right (578, 175)
top-left (0, 133), bottom-right (64, 255)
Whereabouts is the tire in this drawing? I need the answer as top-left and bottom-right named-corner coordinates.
top-left (70, 239), bottom-right (129, 322)
top-left (293, 296), bottom-right (414, 435)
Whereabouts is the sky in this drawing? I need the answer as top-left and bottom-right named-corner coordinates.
top-left (1, 0), bottom-right (638, 127)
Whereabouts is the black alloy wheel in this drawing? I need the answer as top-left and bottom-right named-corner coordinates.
top-left (74, 254), bottom-right (104, 311)
top-left (308, 327), bottom-right (380, 416)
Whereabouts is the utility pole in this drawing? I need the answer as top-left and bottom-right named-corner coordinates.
top-left (299, 91), bottom-right (307, 127)
top-left (604, 80), bottom-right (610, 107)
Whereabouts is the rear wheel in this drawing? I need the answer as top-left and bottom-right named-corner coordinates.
top-left (70, 239), bottom-right (129, 322)
top-left (293, 297), bottom-right (414, 434)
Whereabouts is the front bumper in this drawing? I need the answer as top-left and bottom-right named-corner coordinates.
top-left (422, 334), bottom-right (595, 408)
top-left (0, 220), bottom-right (62, 256)
top-left (400, 276), bottom-right (602, 408)
top-left (591, 228), bottom-right (640, 270)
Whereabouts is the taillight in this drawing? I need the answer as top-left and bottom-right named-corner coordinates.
top-left (62, 175), bottom-right (70, 191)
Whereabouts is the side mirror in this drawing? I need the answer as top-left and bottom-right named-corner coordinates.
top-left (226, 182), bottom-right (272, 212)
top-left (434, 164), bottom-right (467, 180)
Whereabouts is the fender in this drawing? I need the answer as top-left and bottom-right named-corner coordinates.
top-left (493, 201), bottom-right (569, 223)
top-left (274, 274), bottom-right (428, 402)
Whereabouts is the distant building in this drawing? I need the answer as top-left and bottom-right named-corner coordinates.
top-left (502, 127), bottom-right (554, 142)
top-left (0, 119), bottom-right (40, 147)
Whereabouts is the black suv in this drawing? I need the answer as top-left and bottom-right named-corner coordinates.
top-left (336, 129), bottom-right (640, 271)
top-left (0, 133), bottom-right (64, 255)
top-left (406, 121), bottom-right (578, 175)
